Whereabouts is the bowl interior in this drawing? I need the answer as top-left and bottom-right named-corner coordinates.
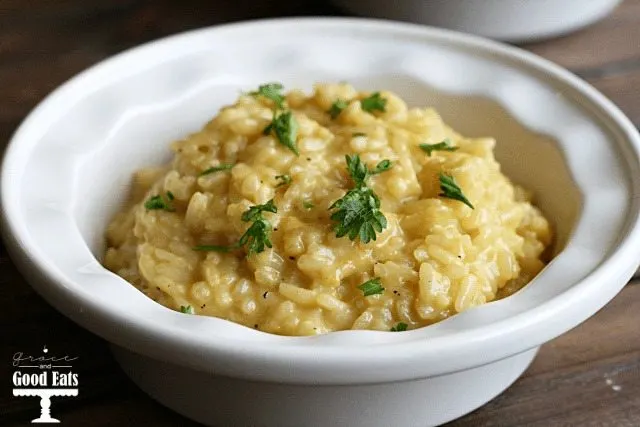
top-left (3, 19), bottom-right (638, 382)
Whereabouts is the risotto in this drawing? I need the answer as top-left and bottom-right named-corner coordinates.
top-left (104, 83), bottom-right (552, 336)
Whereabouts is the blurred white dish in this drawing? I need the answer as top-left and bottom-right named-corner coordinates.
top-left (2, 18), bottom-right (639, 427)
top-left (332, 0), bottom-right (623, 42)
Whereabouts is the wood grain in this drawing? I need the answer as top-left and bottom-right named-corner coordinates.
top-left (447, 282), bottom-right (640, 427)
top-left (1, 1), bottom-right (639, 426)
top-left (525, 0), bottom-right (640, 71)
top-left (586, 69), bottom-right (640, 126)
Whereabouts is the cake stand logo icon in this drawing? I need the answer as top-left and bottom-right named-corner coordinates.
top-left (12, 345), bottom-right (79, 423)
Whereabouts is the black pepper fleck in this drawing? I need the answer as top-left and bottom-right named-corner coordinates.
top-left (254, 324), bottom-right (259, 329)
top-left (274, 228), bottom-right (279, 231)
top-left (263, 291), bottom-right (268, 299)
top-left (306, 157), bottom-right (311, 161)
top-left (289, 256), bottom-right (296, 260)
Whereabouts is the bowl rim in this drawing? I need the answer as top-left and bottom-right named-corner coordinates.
top-left (2, 17), bottom-right (640, 384)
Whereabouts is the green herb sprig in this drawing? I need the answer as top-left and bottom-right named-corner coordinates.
top-left (329, 155), bottom-right (392, 243)
top-left (193, 199), bottom-right (277, 255)
top-left (200, 163), bottom-right (234, 176)
top-left (241, 199), bottom-right (277, 222)
top-left (249, 83), bottom-right (285, 109)
top-left (360, 92), bottom-right (387, 113)
top-left (180, 305), bottom-right (194, 314)
top-left (357, 277), bottom-right (385, 296)
top-left (144, 191), bottom-right (175, 212)
top-left (275, 174), bottom-right (292, 187)
top-left (264, 111), bottom-right (299, 155)
top-left (390, 322), bottom-right (408, 332)
top-left (439, 173), bottom-right (474, 209)
top-left (328, 99), bottom-right (349, 119)
top-left (419, 138), bottom-right (459, 156)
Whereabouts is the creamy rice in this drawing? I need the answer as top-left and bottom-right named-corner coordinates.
top-left (104, 83), bottom-right (552, 336)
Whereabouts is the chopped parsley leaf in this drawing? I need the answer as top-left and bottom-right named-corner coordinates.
top-left (328, 99), bottom-right (349, 119)
top-left (180, 305), bottom-right (194, 314)
top-left (144, 192), bottom-right (175, 212)
top-left (390, 322), bottom-right (408, 332)
top-left (275, 174), bottom-right (292, 187)
top-left (241, 199), bottom-right (277, 222)
top-left (370, 159), bottom-right (392, 175)
top-left (419, 138), bottom-right (459, 156)
top-left (360, 92), bottom-right (386, 113)
top-left (329, 155), bottom-right (392, 243)
top-left (249, 82), bottom-right (285, 109)
top-left (357, 277), bottom-right (385, 296)
top-left (194, 200), bottom-right (278, 255)
top-left (439, 173), bottom-right (474, 209)
top-left (200, 163), bottom-right (234, 176)
top-left (264, 111), bottom-right (299, 155)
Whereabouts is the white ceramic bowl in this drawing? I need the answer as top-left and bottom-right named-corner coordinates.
top-left (2, 18), bottom-right (640, 427)
top-left (332, 0), bottom-right (623, 42)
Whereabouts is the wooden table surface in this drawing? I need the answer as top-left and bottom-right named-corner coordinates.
top-left (1, 1), bottom-right (639, 426)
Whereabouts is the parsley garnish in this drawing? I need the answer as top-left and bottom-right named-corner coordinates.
top-left (144, 192), bottom-right (175, 211)
top-left (241, 199), bottom-right (277, 222)
top-left (237, 217), bottom-right (274, 254)
top-left (180, 305), bottom-right (194, 314)
top-left (302, 200), bottom-right (314, 209)
top-left (344, 155), bottom-right (392, 186)
top-left (328, 99), bottom-right (349, 119)
top-left (237, 199), bottom-right (277, 254)
top-left (193, 199), bottom-right (277, 255)
top-left (390, 322), bottom-right (408, 332)
top-left (360, 92), bottom-right (386, 113)
top-left (357, 277), bottom-right (384, 296)
top-left (264, 111), bottom-right (299, 155)
top-left (200, 163), bottom-right (234, 176)
top-left (329, 155), bottom-right (392, 243)
top-left (249, 82), bottom-right (285, 109)
top-left (439, 173), bottom-right (474, 209)
top-left (370, 159), bottom-right (392, 174)
top-left (419, 138), bottom-right (459, 156)
top-left (275, 174), bottom-right (292, 187)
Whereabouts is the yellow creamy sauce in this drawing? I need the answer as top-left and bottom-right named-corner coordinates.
top-left (104, 83), bottom-right (552, 336)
